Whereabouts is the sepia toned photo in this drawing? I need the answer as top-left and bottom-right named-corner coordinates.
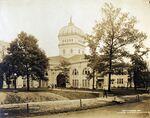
top-left (0, 0), bottom-right (150, 118)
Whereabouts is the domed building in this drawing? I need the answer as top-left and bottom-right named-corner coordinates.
top-left (48, 18), bottom-right (129, 89)
top-left (58, 18), bottom-right (86, 58)
top-left (0, 18), bottom-right (130, 89)
top-left (48, 18), bottom-right (94, 89)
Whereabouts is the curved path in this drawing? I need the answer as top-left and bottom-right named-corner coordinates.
top-left (31, 99), bottom-right (150, 118)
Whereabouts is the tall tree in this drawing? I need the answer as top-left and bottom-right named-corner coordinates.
top-left (3, 32), bottom-right (49, 91)
top-left (85, 35), bottom-right (100, 90)
top-left (129, 42), bottom-right (149, 90)
top-left (87, 3), bottom-right (147, 91)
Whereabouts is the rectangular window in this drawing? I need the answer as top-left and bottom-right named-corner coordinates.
top-left (85, 80), bottom-right (87, 87)
top-left (121, 79), bottom-right (123, 84)
top-left (117, 79), bottom-right (120, 84)
top-left (88, 80), bottom-right (90, 87)
top-left (75, 80), bottom-right (77, 87)
top-left (117, 78), bottom-right (123, 84)
top-left (82, 80), bottom-right (84, 87)
top-left (111, 79), bottom-right (114, 84)
top-left (82, 80), bottom-right (90, 88)
top-left (77, 80), bottom-right (79, 87)
top-left (72, 80), bottom-right (74, 87)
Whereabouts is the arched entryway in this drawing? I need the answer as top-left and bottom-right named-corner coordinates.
top-left (56, 73), bottom-right (66, 88)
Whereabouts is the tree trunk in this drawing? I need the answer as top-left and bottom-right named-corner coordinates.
top-left (0, 77), bottom-right (3, 89)
top-left (39, 79), bottom-right (41, 88)
top-left (127, 81), bottom-right (128, 89)
top-left (108, 71), bottom-right (111, 92)
top-left (134, 81), bottom-right (137, 90)
top-left (27, 74), bottom-right (30, 91)
top-left (13, 78), bottom-right (17, 89)
top-left (7, 84), bottom-right (10, 89)
top-left (108, 49), bottom-right (112, 92)
top-left (92, 70), bottom-right (95, 90)
top-left (129, 79), bottom-right (132, 88)
top-left (6, 78), bottom-right (11, 89)
top-left (108, 37), bottom-right (114, 92)
top-left (133, 71), bottom-right (137, 90)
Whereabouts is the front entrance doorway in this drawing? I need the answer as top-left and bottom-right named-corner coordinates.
top-left (56, 73), bottom-right (66, 88)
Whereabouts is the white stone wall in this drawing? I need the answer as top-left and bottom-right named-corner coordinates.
top-left (48, 68), bottom-right (61, 86)
top-left (68, 61), bottom-right (94, 89)
top-left (103, 74), bottom-right (128, 89)
top-left (48, 60), bottom-right (130, 89)
top-left (48, 60), bottom-right (96, 89)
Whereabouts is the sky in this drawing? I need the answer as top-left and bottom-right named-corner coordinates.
top-left (0, 0), bottom-right (150, 57)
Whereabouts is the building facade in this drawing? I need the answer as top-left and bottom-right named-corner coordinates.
top-left (48, 18), bottom-right (130, 89)
top-left (48, 18), bottom-right (94, 89)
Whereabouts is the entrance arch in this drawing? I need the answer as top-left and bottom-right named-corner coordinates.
top-left (56, 73), bottom-right (66, 88)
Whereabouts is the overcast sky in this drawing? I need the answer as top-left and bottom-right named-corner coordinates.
top-left (0, 0), bottom-right (150, 57)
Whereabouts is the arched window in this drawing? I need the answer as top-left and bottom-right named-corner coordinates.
top-left (82, 68), bottom-right (90, 75)
top-left (72, 69), bottom-right (79, 75)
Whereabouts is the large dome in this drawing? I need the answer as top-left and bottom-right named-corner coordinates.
top-left (58, 18), bottom-right (85, 37)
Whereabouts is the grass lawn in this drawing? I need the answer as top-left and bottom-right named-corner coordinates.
top-left (109, 88), bottom-right (147, 96)
top-left (49, 90), bottom-right (99, 99)
top-left (0, 88), bottom-right (99, 104)
top-left (0, 92), bottom-right (69, 104)
top-left (0, 87), bottom-right (147, 104)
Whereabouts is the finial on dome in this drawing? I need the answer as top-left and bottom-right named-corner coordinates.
top-left (68, 16), bottom-right (73, 25)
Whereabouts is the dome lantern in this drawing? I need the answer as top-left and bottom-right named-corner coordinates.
top-left (68, 17), bottom-right (73, 26)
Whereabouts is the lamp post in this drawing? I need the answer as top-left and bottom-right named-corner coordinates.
top-left (13, 73), bottom-right (17, 89)
top-left (27, 67), bottom-right (31, 91)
